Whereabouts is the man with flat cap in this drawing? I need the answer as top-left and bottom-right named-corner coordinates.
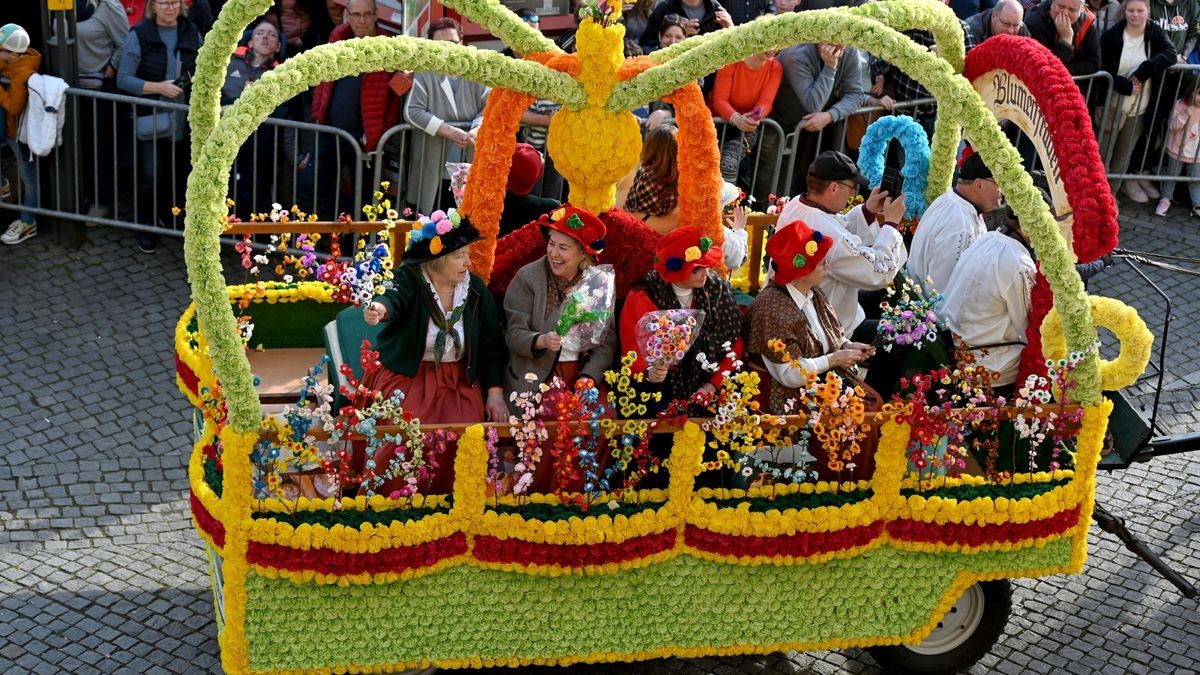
top-left (776, 150), bottom-right (908, 342)
top-left (906, 151), bottom-right (1005, 297)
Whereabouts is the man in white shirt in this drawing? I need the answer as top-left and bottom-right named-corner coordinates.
top-left (906, 151), bottom-right (1004, 297)
top-left (942, 200), bottom-right (1039, 396)
top-left (777, 151), bottom-right (908, 341)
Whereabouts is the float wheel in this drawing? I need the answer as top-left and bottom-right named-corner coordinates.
top-left (867, 580), bottom-right (1012, 675)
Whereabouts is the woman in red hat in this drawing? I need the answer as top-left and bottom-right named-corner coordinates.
top-left (746, 218), bottom-right (875, 414)
top-left (619, 226), bottom-right (745, 408)
top-left (504, 205), bottom-right (619, 492)
top-left (360, 212), bottom-right (509, 495)
top-left (504, 205), bottom-right (618, 399)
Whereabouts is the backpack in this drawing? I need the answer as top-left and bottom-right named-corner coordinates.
top-left (18, 73), bottom-right (70, 157)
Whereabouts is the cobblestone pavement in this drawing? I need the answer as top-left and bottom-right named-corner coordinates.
top-left (1, 201), bottom-right (1197, 675)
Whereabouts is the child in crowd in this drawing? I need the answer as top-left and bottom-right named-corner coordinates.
top-left (1155, 77), bottom-right (1200, 218)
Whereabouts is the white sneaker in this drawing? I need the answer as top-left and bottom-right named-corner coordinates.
top-left (1154, 198), bottom-right (1171, 216)
top-left (1138, 179), bottom-right (1160, 200)
top-left (1, 219), bottom-right (36, 245)
top-left (1122, 181), bottom-right (1149, 203)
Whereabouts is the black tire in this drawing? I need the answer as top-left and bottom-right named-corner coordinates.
top-left (866, 579), bottom-right (1013, 675)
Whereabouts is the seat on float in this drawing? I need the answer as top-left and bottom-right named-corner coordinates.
top-left (323, 304), bottom-right (383, 410)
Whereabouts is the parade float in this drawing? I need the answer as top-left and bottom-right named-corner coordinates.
top-left (177, 0), bottom-right (1156, 673)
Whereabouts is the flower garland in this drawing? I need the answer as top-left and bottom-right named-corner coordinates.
top-left (1040, 295), bottom-right (1153, 392)
top-left (857, 115), bottom-right (931, 220)
top-left (460, 87), bottom-right (531, 280)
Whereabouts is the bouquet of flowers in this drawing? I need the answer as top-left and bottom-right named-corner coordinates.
top-left (634, 309), bottom-right (706, 371)
top-left (555, 264), bottom-right (615, 353)
top-left (874, 275), bottom-right (944, 351)
top-left (446, 162), bottom-right (471, 207)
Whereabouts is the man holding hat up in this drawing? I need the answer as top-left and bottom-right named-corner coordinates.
top-left (0, 23), bottom-right (42, 245)
top-left (906, 150), bottom-right (1005, 297)
top-left (776, 150), bottom-right (908, 342)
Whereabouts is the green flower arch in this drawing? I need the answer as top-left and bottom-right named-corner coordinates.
top-left (186, 0), bottom-right (1101, 437)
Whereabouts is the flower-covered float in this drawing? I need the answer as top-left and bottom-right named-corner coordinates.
top-left (178, 0), bottom-right (1154, 673)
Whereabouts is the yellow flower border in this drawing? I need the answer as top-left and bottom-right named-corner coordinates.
top-left (1042, 295), bottom-right (1154, 392)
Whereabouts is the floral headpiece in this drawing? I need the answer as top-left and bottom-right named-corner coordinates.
top-left (654, 226), bottom-right (723, 283)
top-left (577, 0), bottom-right (620, 26)
top-left (767, 218), bottom-right (834, 285)
top-left (540, 204), bottom-right (608, 257)
top-left (404, 208), bottom-right (482, 264)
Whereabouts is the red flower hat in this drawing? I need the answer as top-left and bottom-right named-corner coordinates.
top-left (654, 226), bottom-right (723, 283)
top-left (539, 204), bottom-right (607, 257)
top-left (767, 218), bottom-right (834, 285)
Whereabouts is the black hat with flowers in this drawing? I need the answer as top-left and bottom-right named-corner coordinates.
top-left (403, 208), bottom-right (482, 264)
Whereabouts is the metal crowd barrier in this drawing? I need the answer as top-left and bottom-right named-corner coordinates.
top-left (5, 70), bottom-right (1182, 243)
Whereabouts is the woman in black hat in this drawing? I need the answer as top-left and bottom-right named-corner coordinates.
top-left (362, 212), bottom-right (509, 495)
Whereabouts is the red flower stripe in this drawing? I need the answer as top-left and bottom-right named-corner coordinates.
top-left (190, 490), bottom-right (225, 547)
top-left (176, 352), bottom-right (200, 397)
top-left (473, 529), bottom-right (677, 568)
top-left (246, 532), bottom-right (468, 577)
top-left (963, 36), bottom-right (1119, 382)
top-left (887, 506), bottom-right (1081, 546)
top-left (683, 522), bottom-right (885, 559)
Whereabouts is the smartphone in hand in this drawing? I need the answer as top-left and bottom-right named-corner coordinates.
top-left (880, 138), bottom-right (905, 199)
top-left (747, 105), bottom-right (764, 121)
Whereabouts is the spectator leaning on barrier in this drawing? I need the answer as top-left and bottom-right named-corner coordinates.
top-left (1154, 76), bottom-right (1200, 217)
top-left (0, 24), bottom-right (42, 246)
top-left (1122, 0), bottom-right (1200, 203)
top-left (638, 0), bottom-right (734, 54)
top-left (59, 0), bottom-right (129, 223)
top-left (761, 38), bottom-right (869, 200)
top-left (404, 18), bottom-right (490, 214)
top-left (869, 10), bottom-right (978, 140)
top-left (775, 151), bottom-right (908, 342)
top-left (905, 152), bottom-right (1003, 298)
top-left (709, 49), bottom-right (783, 185)
top-left (117, 0), bottom-right (202, 254)
top-left (1026, 0), bottom-right (1103, 76)
top-left (1097, 0), bottom-right (1176, 199)
top-left (964, 0), bottom-right (1033, 44)
top-left (223, 21), bottom-right (297, 220)
top-left (309, 0), bottom-right (401, 217)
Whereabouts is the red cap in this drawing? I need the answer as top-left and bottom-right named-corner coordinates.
top-left (507, 143), bottom-right (544, 196)
top-left (767, 218), bottom-right (834, 285)
top-left (654, 226), bottom-right (723, 283)
top-left (540, 204), bottom-right (607, 257)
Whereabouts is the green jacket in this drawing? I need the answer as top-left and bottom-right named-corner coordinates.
top-left (1153, 0), bottom-right (1200, 56)
top-left (374, 265), bottom-right (507, 389)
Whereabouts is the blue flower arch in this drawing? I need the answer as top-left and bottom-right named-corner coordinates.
top-left (857, 115), bottom-right (931, 220)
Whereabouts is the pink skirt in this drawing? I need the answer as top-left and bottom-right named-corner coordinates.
top-left (363, 361), bottom-right (484, 495)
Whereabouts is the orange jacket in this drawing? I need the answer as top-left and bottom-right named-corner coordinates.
top-left (0, 48), bottom-right (42, 139)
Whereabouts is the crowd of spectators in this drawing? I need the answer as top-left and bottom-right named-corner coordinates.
top-left (4, 0), bottom-right (1200, 255)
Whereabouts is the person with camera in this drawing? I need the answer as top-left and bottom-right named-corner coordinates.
top-left (637, 0), bottom-right (733, 53)
top-left (117, 0), bottom-right (202, 253)
top-left (775, 151), bottom-right (908, 343)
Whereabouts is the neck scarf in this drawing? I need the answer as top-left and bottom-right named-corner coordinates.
top-left (422, 269), bottom-right (469, 366)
